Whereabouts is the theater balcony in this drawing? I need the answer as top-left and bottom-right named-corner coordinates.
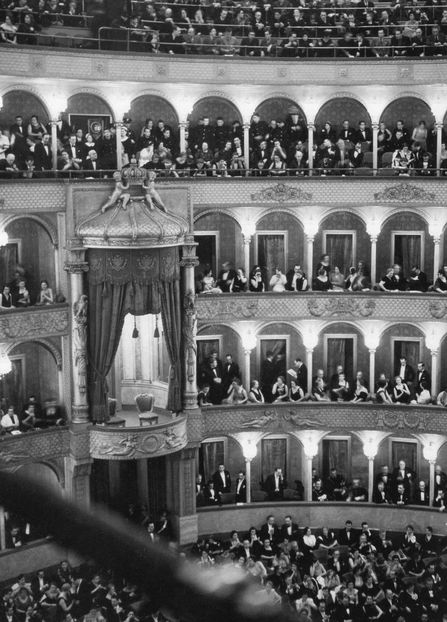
top-left (0, 425), bottom-right (69, 471)
top-left (0, 304), bottom-right (70, 343)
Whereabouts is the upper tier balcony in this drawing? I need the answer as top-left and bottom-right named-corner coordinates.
top-left (0, 304), bottom-right (69, 343)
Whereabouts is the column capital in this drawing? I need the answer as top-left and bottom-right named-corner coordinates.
top-left (242, 122), bottom-right (250, 130)
top-left (244, 456), bottom-right (253, 464)
top-left (71, 404), bottom-right (90, 423)
top-left (64, 261), bottom-right (89, 274)
top-left (432, 235), bottom-right (441, 245)
top-left (243, 233), bottom-right (252, 245)
top-left (371, 122), bottom-right (379, 130)
top-left (307, 122), bottom-right (316, 130)
top-left (435, 121), bottom-right (444, 130)
top-left (49, 119), bottom-right (59, 127)
top-left (369, 234), bottom-right (378, 243)
top-left (180, 256), bottom-right (199, 268)
top-left (368, 348), bottom-right (377, 355)
top-left (305, 347), bottom-right (314, 355)
top-left (306, 235), bottom-right (315, 243)
top-left (244, 348), bottom-right (254, 356)
top-left (178, 121), bottom-right (188, 128)
top-left (430, 349), bottom-right (439, 357)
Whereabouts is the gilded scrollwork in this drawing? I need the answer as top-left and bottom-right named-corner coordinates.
top-left (250, 183), bottom-right (313, 202)
top-left (307, 298), bottom-right (375, 318)
top-left (73, 295), bottom-right (88, 394)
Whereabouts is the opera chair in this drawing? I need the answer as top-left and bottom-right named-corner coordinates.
top-left (135, 393), bottom-right (158, 426)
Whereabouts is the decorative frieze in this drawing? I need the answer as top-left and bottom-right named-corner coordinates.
top-left (250, 183), bottom-right (313, 203)
top-left (373, 183), bottom-right (436, 203)
top-left (0, 306), bottom-right (69, 341)
top-left (0, 428), bottom-right (69, 467)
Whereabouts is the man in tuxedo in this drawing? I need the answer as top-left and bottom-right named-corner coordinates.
top-left (392, 459), bottom-right (415, 494)
top-left (434, 463), bottom-right (447, 496)
top-left (30, 570), bottom-right (49, 599)
top-left (212, 464), bottom-right (231, 496)
top-left (216, 261), bottom-right (236, 292)
top-left (204, 481), bottom-right (220, 505)
top-left (280, 515), bottom-right (300, 542)
top-left (348, 478), bottom-right (367, 502)
top-left (9, 115), bottom-right (28, 167)
top-left (73, 573), bottom-right (92, 617)
top-left (338, 520), bottom-right (356, 547)
top-left (380, 588), bottom-right (400, 620)
top-left (83, 149), bottom-right (103, 178)
top-left (393, 482), bottom-right (409, 505)
top-left (236, 538), bottom-right (253, 560)
top-left (260, 350), bottom-right (276, 403)
top-left (222, 353), bottom-right (240, 392)
top-left (375, 464), bottom-right (393, 497)
top-left (413, 479), bottom-right (430, 505)
top-left (33, 133), bottom-right (52, 171)
top-left (259, 514), bottom-right (278, 542)
top-left (395, 356), bottom-right (415, 385)
top-left (195, 474), bottom-right (205, 507)
top-left (264, 467), bottom-right (286, 501)
top-left (234, 471), bottom-right (247, 503)
top-left (292, 357), bottom-right (308, 392)
top-left (415, 361), bottom-right (431, 395)
top-left (204, 360), bottom-right (224, 405)
top-left (65, 133), bottom-right (86, 167)
top-left (326, 468), bottom-right (347, 501)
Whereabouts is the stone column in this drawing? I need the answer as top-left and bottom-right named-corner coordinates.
top-left (306, 235), bottom-right (314, 286)
top-left (115, 120), bottom-right (123, 170)
top-left (243, 123), bottom-right (250, 171)
top-left (305, 347), bottom-right (313, 394)
top-left (245, 457), bottom-right (253, 503)
top-left (179, 122), bottom-right (187, 153)
top-left (243, 234), bottom-right (251, 276)
top-left (369, 235), bottom-right (378, 285)
top-left (0, 506), bottom-right (5, 550)
top-left (367, 457), bottom-right (375, 502)
top-left (307, 123), bottom-right (315, 175)
top-left (166, 446), bottom-right (198, 545)
top-left (64, 457), bottom-right (92, 508)
top-left (430, 348), bottom-right (439, 396)
top-left (433, 235), bottom-right (440, 283)
top-left (368, 349), bottom-right (376, 396)
top-left (49, 120), bottom-right (58, 173)
top-left (180, 238), bottom-right (199, 410)
top-left (436, 122), bottom-right (443, 176)
top-left (64, 260), bottom-right (89, 423)
top-left (244, 347), bottom-right (253, 389)
top-left (372, 122), bottom-right (379, 175)
top-left (428, 459), bottom-right (436, 505)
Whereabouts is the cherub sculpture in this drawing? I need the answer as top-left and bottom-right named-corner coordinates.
top-left (101, 171), bottom-right (131, 213)
top-left (142, 170), bottom-right (167, 212)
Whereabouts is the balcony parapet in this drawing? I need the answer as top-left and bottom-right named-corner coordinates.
top-left (0, 304), bottom-right (70, 342)
top-left (195, 402), bottom-right (447, 438)
top-left (0, 427), bottom-right (69, 467)
top-left (90, 416), bottom-right (187, 460)
top-left (196, 292), bottom-right (447, 324)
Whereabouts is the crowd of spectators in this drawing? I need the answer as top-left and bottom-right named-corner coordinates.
top-left (192, 513), bottom-right (447, 621)
top-left (198, 258), bottom-right (447, 294)
top-left (0, 396), bottom-right (65, 435)
top-left (197, 347), bottom-right (447, 407)
top-left (0, 269), bottom-right (58, 310)
top-left (1, 109), bottom-right (446, 178)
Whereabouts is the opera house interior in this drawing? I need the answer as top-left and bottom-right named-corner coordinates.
top-left (3, 0), bottom-right (447, 618)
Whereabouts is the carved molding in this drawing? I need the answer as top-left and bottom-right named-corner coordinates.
top-left (0, 307), bottom-right (69, 341)
top-left (373, 183), bottom-right (436, 203)
top-left (90, 417), bottom-right (188, 460)
top-left (429, 301), bottom-right (447, 319)
top-left (197, 299), bottom-right (260, 320)
top-left (375, 410), bottom-right (427, 430)
top-left (308, 298), bottom-right (376, 318)
top-left (0, 428), bottom-right (70, 466)
top-left (250, 183), bottom-right (313, 203)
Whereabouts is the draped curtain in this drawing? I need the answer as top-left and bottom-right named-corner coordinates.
top-left (326, 234), bottom-right (353, 275)
top-left (87, 247), bottom-right (181, 422)
top-left (257, 235), bottom-right (285, 285)
top-left (327, 338), bottom-right (354, 381)
top-left (261, 438), bottom-right (287, 483)
top-left (322, 439), bottom-right (350, 481)
top-left (393, 340), bottom-right (420, 373)
top-left (0, 243), bottom-right (18, 289)
top-left (394, 235), bottom-right (421, 277)
top-left (200, 441), bottom-right (225, 481)
top-left (391, 441), bottom-right (417, 473)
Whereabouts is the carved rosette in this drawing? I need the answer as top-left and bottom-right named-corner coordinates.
top-left (307, 298), bottom-right (376, 318)
top-left (90, 417), bottom-right (188, 460)
top-left (0, 308), bottom-right (69, 341)
top-left (251, 183), bottom-right (313, 202)
top-left (196, 299), bottom-right (260, 320)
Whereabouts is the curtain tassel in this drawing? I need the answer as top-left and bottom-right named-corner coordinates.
top-left (154, 315), bottom-right (160, 339)
top-left (132, 315), bottom-right (139, 339)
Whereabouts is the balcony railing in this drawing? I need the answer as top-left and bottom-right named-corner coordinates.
top-left (0, 304), bottom-right (69, 342)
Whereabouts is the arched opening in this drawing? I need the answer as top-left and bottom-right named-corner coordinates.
top-left (380, 97), bottom-right (436, 151)
top-left (0, 90), bottom-right (49, 130)
top-left (314, 211), bottom-right (369, 280)
top-left (376, 324), bottom-right (428, 388)
top-left (189, 97), bottom-right (242, 127)
top-left (255, 211), bottom-right (305, 284)
top-left (315, 97), bottom-right (371, 145)
top-left (1, 341), bottom-right (60, 413)
top-left (377, 212), bottom-right (431, 283)
top-left (314, 321), bottom-right (366, 386)
top-left (194, 211), bottom-right (243, 289)
top-left (0, 217), bottom-right (56, 304)
top-left (128, 95), bottom-right (179, 138)
top-left (64, 93), bottom-right (114, 138)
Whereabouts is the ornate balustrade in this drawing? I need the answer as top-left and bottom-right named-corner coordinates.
top-left (197, 502), bottom-right (447, 537)
top-left (189, 402), bottom-right (447, 439)
top-left (89, 416), bottom-right (188, 460)
top-left (0, 427), bottom-right (69, 469)
top-left (0, 305), bottom-right (70, 343)
top-left (196, 292), bottom-right (447, 324)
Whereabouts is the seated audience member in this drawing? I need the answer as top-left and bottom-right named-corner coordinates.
top-left (407, 265), bottom-right (428, 291)
top-left (0, 153), bottom-right (20, 178)
top-left (312, 376), bottom-right (330, 402)
top-left (330, 372), bottom-right (350, 402)
top-left (249, 266), bottom-right (265, 292)
top-left (376, 377), bottom-right (393, 404)
top-left (326, 468), bottom-right (348, 501)
top-left (216, 261), bottom-right (236, 292)
top-left (200, 268), bottom-right (222, 294)
top-left (416, 380), bottom-right (432, 404)
top-left (0, 285), bottom-right (14, 309)
top-left (230, 268), bottom-right (248, 292)
top-left (434, 269), bottom-right (447, 293)
top-left (222, 378), bottom-right (248, 405)
top-left (378, 267), bottom-right (399, 291)
top-left (312, 479), bottom-right (328, 502)
top-left (350, 378), bottom-right (369, 402)
top-left (40, 400), bottom-right (64, 427)
top-left (269, 267), bottom-right (287, 292)
top-left (248, 379), bottom-right (264, 403)
top-left (272, 375), bottom-right (288, 402)
top-left (413, 480), bottom-right (429, 505)
top-left (1, 406), bottom-right (21, 433)
top-left (204, 481), bottom-right (220, 505)
top-left (347, 478), bottom-right (367, 502)
top-left (21, 404), bottom-right (37, 431)
top-left (392, 144), bottom-right (414, 175)
top-left (289, 379), bottom-right (305, 402)
top-left (393, 482), bottom-right (409, 505)
top-left (286, 265), bottom-right (308, 291)
top-left (35, 280), bottom-right (53, 305)
top-left (330, 266), bottom-right (345, 291)
top-left (393, 376), bottom-right (411, 403)
top-left (437, 387), bottom-right (447, 406)
top-left (197, 384), bottom-right (211, 407)
top-left (373, 481), bottom-right (392, 504)
top-left (313, 268), bottom-right (333, 291)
